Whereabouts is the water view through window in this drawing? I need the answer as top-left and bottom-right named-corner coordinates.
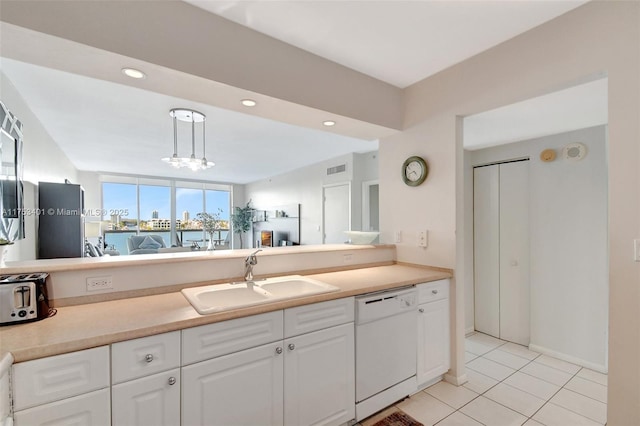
top-left (102, 181), bottom-right (231, 254)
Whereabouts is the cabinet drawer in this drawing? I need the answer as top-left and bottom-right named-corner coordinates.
top-left (182, 310), bottom-right (283, 365)
top-left (14, 387), bottom-right (110, 426)
top-left (284, 297), bottom-right (354, 338)
top-left (111, 331), bottom-right (180, 384)
top-left (418, 279), bottom-right (449, 304)
top-left (12, 346), bottom-right (110, 410)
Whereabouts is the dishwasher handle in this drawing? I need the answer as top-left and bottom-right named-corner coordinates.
top-left (355, 288), bottom-right (417, 324)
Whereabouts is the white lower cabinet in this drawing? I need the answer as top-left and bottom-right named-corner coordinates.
top-left (181, 298), bottom-right (355, 426)
top-left (417, 280), bottom-right (450, 387)
top-left (112, 368), bottom-right (180, 426)
top-left (182, 341), bottom-right (285, 426)
top-left (284, 323), bottom-right (354, 426)
top-left (110, 331), bottom-right (181, 426)
top-left (11, 346), bottom-right (111, 426)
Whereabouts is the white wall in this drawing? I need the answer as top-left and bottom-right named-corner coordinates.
top-left (245, 152), bottom-right (378, 246)
top-left (77, 170), bottom-right (101, 218)
top-left (380, 3), bottom-right (638, 419)
top-left (1, 71), bottom-right (79, 261)
top-left (467, 126), bottom-right (608, 370)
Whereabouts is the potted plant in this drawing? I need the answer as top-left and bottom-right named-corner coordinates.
top-left (231, 201), bottom-right (253, 249)
top-left (196, 209), bottom-right (223, 251)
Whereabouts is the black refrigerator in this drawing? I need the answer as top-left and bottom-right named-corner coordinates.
top-left (38, 181), bottom-right (85, 259)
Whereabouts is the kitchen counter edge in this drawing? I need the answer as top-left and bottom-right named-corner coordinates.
top-left (0, 264), bottom-right (451, 363)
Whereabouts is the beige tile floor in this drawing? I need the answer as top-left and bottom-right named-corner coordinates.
top-left (360, 332), bottom-right (607, 426)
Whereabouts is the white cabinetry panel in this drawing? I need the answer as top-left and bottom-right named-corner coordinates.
top-left (111, 331), bottom-right (180, 384)
top-left (418, 280), bottom-right (449, 305)
top-left (284, 297), bottom-right (354, 338)
top-left (12, 346), bottom-right (110, 410)
top-left (14, 388), bottom-right (110, 426)
top-left (112, 368), bottom-right (180, 426)
top-left (284, 323), bottom-right (355, 426)
top-left (182, 341), bottom-right (284, 426)
top-left (182, 310), bottom-right (283, 365)
top-left (417, 299), bottom-right (450, 385)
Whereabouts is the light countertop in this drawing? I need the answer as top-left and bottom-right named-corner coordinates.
top-left (0, 264), bottom-right (451, 363)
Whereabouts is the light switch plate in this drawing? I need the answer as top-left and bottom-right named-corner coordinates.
top-left (395, 231), bottom-right (402, 243)
top-left (634, 239), bottom-right (640, 262)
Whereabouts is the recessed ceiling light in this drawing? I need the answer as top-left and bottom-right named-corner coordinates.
top-left (323, 120), bottom-right (336, 127)
top-left (241, 99), bottom-right (257, 107)
top-left (121, 67), bottom-right (146, 79)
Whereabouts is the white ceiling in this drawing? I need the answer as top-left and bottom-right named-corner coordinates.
top-left (0, 1), bottom-right (593, 184)
top-left (0, 58), bottom-right (376, 184)
top-left (185, 0), bottom-right (587, 88)
top-left (464, 78), bottom-right (608, 150)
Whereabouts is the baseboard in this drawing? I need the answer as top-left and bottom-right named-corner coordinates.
top-left (444, 372), bottom-right (468, 386)
top-left (528, 343), bottom-right (608, 374)
top-left (465, 326), bottom-right (475, 336)
top-left (416, 375), bottom-right (443, 392)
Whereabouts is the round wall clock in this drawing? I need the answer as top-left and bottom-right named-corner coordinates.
top-left (402, 156), bottom-right (428, 186)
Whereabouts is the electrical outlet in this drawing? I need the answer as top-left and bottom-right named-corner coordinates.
top-left (394, 231), bottom-right (402, 243)
top-left (635, 239), bottom-right (640, 262)
top-left (87, 276), bottom-right (113, 292)
top-left (418, 230), bottom-right (429, 248)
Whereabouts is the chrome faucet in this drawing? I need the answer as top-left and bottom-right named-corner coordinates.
top-left (244, 249), bottom-right (262, 281)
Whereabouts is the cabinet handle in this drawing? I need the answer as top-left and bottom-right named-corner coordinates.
top-left (145, 354), bottom-right (154, 363)
top-left (168, 377), bottom-right (176, 386)
top-left (275, 347), bottom-right (283, 355)
top-left (419, 308), bottom-right (425, 313)
top-left (288, 343), bottom-right (295, 351)
top-left (432, 290), bottom-right (438, 294)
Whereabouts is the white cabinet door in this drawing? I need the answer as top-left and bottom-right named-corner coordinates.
top-left (112, 368), bottom-right (180, 426)
top-left (14, 388), bottom-right (110, 426)
top-left (417, 299), bottom-right (450, 386)
top-left (182, 341), bottom-right (284, 426)
top-left (284, 323), bottom-right (355, 426)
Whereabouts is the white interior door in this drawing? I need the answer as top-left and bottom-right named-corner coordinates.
top-left (473, 166), bottom-right (500, 338)
top-left (499, 161), bottom-right (530, 345)
top-left (323, 184), bottom-right (350, 244)
top-left (473, 161), bottom-right (530, 345)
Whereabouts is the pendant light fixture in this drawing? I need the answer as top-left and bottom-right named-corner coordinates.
top-left (161, 108), bottom-right (214, 170)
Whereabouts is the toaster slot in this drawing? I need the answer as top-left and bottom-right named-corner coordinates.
top-left (14, 285), bottom-right (31, 309)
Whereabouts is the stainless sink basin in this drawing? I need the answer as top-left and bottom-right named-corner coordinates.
top-left (182, 275), bottom-right (340, 314)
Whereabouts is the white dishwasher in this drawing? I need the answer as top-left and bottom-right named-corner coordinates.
top-left (355, 286), bottom-right (418, 421)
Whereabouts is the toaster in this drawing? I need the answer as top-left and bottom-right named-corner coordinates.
top-left (0, 273), bottom-right (50, 325)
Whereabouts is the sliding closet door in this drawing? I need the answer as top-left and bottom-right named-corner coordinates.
top-left (499, 161), bottom-right (530, 345)
top-left (474, 160), bottom-right (530, 345)
top-left (473, 165), bottom-right (500, 338)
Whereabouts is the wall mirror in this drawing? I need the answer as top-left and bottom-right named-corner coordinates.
top-left (0, 101), bottom-right (25, 243)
